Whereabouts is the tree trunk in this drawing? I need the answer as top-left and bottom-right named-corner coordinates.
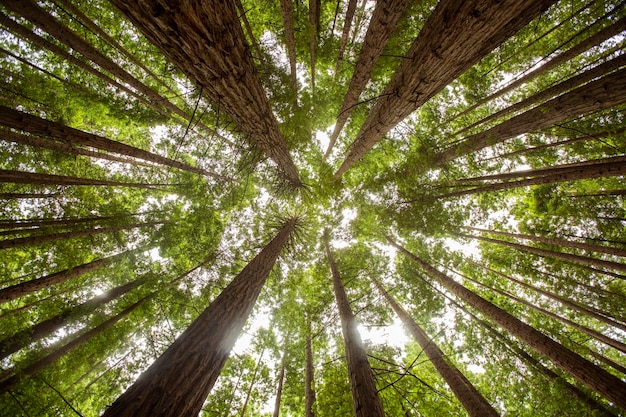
top-left (433, 67), bottom-right (626, 166)
top-left (279, 0), bottom-right (298, 93)
top-left (0, 106), bottom-right (222, 179)
top-left (455, 232), bottom-right (626, 274)
top-left (0, 248), bottom-right (142, 303)
top-left (325, 0), bottom-right (410, 159)
top-left (102, 219), bottom-right (296, 417)
top-left (109, 0), bottom-right (302, 186)
top-left (234, 0), bottom-right (264, 63)
top-left (372, 277), bottom-right (498, 417)
top-left (386, 236), bottom-right (626, 409)
top-left (335, 0), bottom-right (357, 75)
top-left (335, 0), bottom-right (556, 178)
top-left (0, 276), bottom-right (146, 360)
top-left (239, 349), bottom-right (264, 417)
top-left (0, 192), bottom-right (60, 200)
top-left (325, 239), bottom-right (385, 417)
top-left (272, 340), bottom-right (288, 417)
top-left (305, 319), bottom-right (316, 417)
top-left (451, 15), bottom-right (626, 121)
top-left (0, 220), bottom-right (163, 250)
top-left (309, 0), bottom-right (320, 96)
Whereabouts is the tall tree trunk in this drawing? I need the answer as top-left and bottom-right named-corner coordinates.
top-left (309, 0), bottom-right (320, 96)
top-left (334, 0), bottom-right (556, 178)
top-left (371, 277), bottom-right (498, 417)
top-left (0, 220), bottom-right (163, 250)
top-left (239, 349), bottom-right (264, 417)
top-left (0, 247), bottom-right (144, 303)
top-left (451, 15), bottom-right (626, 121)
top-left (110, 0), bottom-right (302, 186)
top-left (386, 235), bottom-right (626, 408)
top-left (325, 239), bottom-right (385, 417)
top-left (272, 339), bottom-right (289, 417)
top-left (234, 0), bottom-right (264, 63)
top-left (325, 0), bottom-right (410, 159)
top-left (0, 192), bottom-right (60, 200)
top-left (433, 67), bottom-right (626, 166)
top-left (305, 318), bottom-right (316, 417)
top-left (455, 232), bottom-right (626, 274)
top-left (335, 0), bottom-right (358, 75)
top-left (0, 106), bottom-right (222, 179)
top-left (0, 276), bottom-right (146, 360)
top-left (102, 219), bottom-right (297, 417)
top-left (279, 0), bottom-right (298, 93)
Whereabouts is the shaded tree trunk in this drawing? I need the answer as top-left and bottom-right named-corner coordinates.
top-left (239, 349), bottom-right (264, 417)
top-left (325, 239), bottom-right (385, 417)
top-left (335, 0), bottom-right (357, 75)
top-left (305, 319), bottom-right (316, 417)
top-left (335, 0), bottom-right (556, 178)
top-left (0, 106), bottom-right (222, 179)
top-left (386, 236), bottom-right (626, 408)
top-left (110, 0), bottom-right (302, 186)
top-left (309, 0), bottom-right (320, 96)
top-left (433, 67), bottom-right (626, 166)
top-left (279, 0), bottom-right (298, 93)
top-left (372, 277), bottom-right (498, 417)
top-left (102, 219), bottom-right (296, 417)
top-left (0, 192), bottom-right (60, 200)
top-left (272, 339), bottom-right (289, 417)
top-left (325, 0), bottom-right (410, 159)
top-left (234, 0), bottom-right (264, 63)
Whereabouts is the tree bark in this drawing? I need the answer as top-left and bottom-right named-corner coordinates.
top-left (372, 277), bottom-right (498, 417)
top-left (325, 0), bottom-right (410, 159)
top-left (102, 219), bottom-right (296, 417)
top-left (335, 0), bottom-right (358, 75)
top-left (309, 0), bottom-right (320, 96)
top-left (279, 0), bottom-right (298, 93)
top-left (335, 0), bottom-right (557, 178)
top-left (234, 0), bottom-right (264, 64)
top-left (325, 239), bottom-right (385, 417)
top-left (109, 0), bottom-right (302, 186)
top-left (386, 236), bottom-right (626, 408)
top-left (0, 106), bottom-right (223, 179)
top-left (239, 349), bottom-right (264, 417)
top-left (272, 340), bottom-right (288, 417)
top-left (433, 67), bottom-right (626, 166)
top-left (305, 319), bottom-right (316, 417)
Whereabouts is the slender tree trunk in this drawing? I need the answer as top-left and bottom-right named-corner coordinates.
top-left (0, 276), bottom-right (146, 360)
top-left (433, 67), bottom-right (626, 166)
top-left (335, 0), bottom-right (556, 178)
top-left (325, 0), bottom-right (410, 159)
top-left (0, 213), bottom-right (149, 230)
top-left (280, 0), bottom-right (298, 93)
top-left (239, 349), bottom-right (264, 417)
top-left (0, 220), bottom-right (163, 250)
top-left (0, 192), bottom-right (60, 200)
top-left (456, 53), bottom-right (626, 136)
top-left (305, 318), bottom-right (316, 417)
top-left (0, 106), bottom-right (223, 179)
top-left (272, 339), bottom-right (289, 417)
top-left (451, 15), bottom-right (626, 121)
top-left (372, 277), bottom-right (498, 417)
top-left (386, 236), bottom-right (626, 408)
top-left (335, 0), bottom-right (357, 75)
top-left (325, 239), bottom-right (385, 417)
top-left (455, 232), bottom-right (626, 274)
top-left (0, 248), bottom-right (143, 303)
top-left (102, 219), bottom-right (296, 417)
top-left (110, 0), bottom-right (302, 186)
top-left (234, 0), bottom-right (264, 63)
top-left (309, 0), bottom-right (320, 96)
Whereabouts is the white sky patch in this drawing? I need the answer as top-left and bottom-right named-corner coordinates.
top-left (149, 247), bottom-right (164, 262)
top-left (315, 129), bottom-right (331, 153)
top-left (359, 317), bottom-right (410, 349)
top-left (442, 237), bottom-right (480, 258)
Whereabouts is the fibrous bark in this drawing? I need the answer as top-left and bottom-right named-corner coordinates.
top-left (335, 0), bottom-right (358, 75)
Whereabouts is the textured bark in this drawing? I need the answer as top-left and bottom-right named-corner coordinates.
top-left (456, 53), bottom-right (626, 136)
top-left (335, 0), bottom-right (358, 74)
top-left (0, 296), bottom-right (147, 394)
top-left (437, 156), bottom-right (626, 198)
top-left (453, 15), bottom-right (626, 121)
top-left (309, 0), bottom-right (320, 95)
top-left (372, 277), bottom-right (498, 417)
top-left (465, 226), bottom-right (626, 259)
top-left (305, 320), bottom-right (316, 417)
top-left (0, 277), bottom-right (145, 360)
top-left (234, 0), bottom-right (264, 63)
top-left (325, 0), bottom-right (410, 159)
top-left (0, 220), bottom-right (163, 250)
top-left (456, 232), bottom-right (626, 274)
top-left (272, 341), bottom-right (288, 417)
top-left (279, 0), bottom-right (298, 92)
top-left (470, 260), bottom-right (626, 332)
top-left (325, 240), bottom-right (385, 417)
top-left (335, 0), bottom-right (556, 178)
top-left (102, 219), bottom-right (296, 417)
top-left (0, 214), bottom-right (135, 230)
top-left (0, 249), bottom-right (139, 303)
top-left (387, 236), bottom-right (626, 408)
top-left (110, 0), bottom-right (302, 186)
top-left (0, 169), bottom-right (173, 190)
top-left (434, 67), bottom-right (626, 166)
top-left (0, 107), bottom-right (222, 178)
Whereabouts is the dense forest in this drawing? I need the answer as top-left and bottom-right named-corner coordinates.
top-left (0, 0), bottom-right (625, 416)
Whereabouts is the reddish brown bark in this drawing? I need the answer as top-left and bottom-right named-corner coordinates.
top-left (372, 277), bottom-right (498, 417)
top-left (309, 0), bottom-right (320, 95)
top-left (305, 320), bottom-right (316, 417)
top-left (434, 67), bottom-right (626, 166)
top-left (335, 0), bottom-right (358, 74)
top-left (102, 219), bottom-right (296, 417)
top-left (325, 240), bottom-right (385, 417)
top-left (272, 339), bottom-right (289, 417)
top-left (234, 0), bottom-right (264, 63)
top-left (335, 0), bottom-right (556, 178)
top-left (325, 0), bottom-right (410, 159)
top-left (279, 0), bottom-right (298, 92)
top-left (110, 0), bottom-right (302, 186)
top-left (387, 236), bottom-right (626, 408)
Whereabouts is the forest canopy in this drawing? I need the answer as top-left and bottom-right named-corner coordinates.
top-left (0, 0), bottom-right (625, 416)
